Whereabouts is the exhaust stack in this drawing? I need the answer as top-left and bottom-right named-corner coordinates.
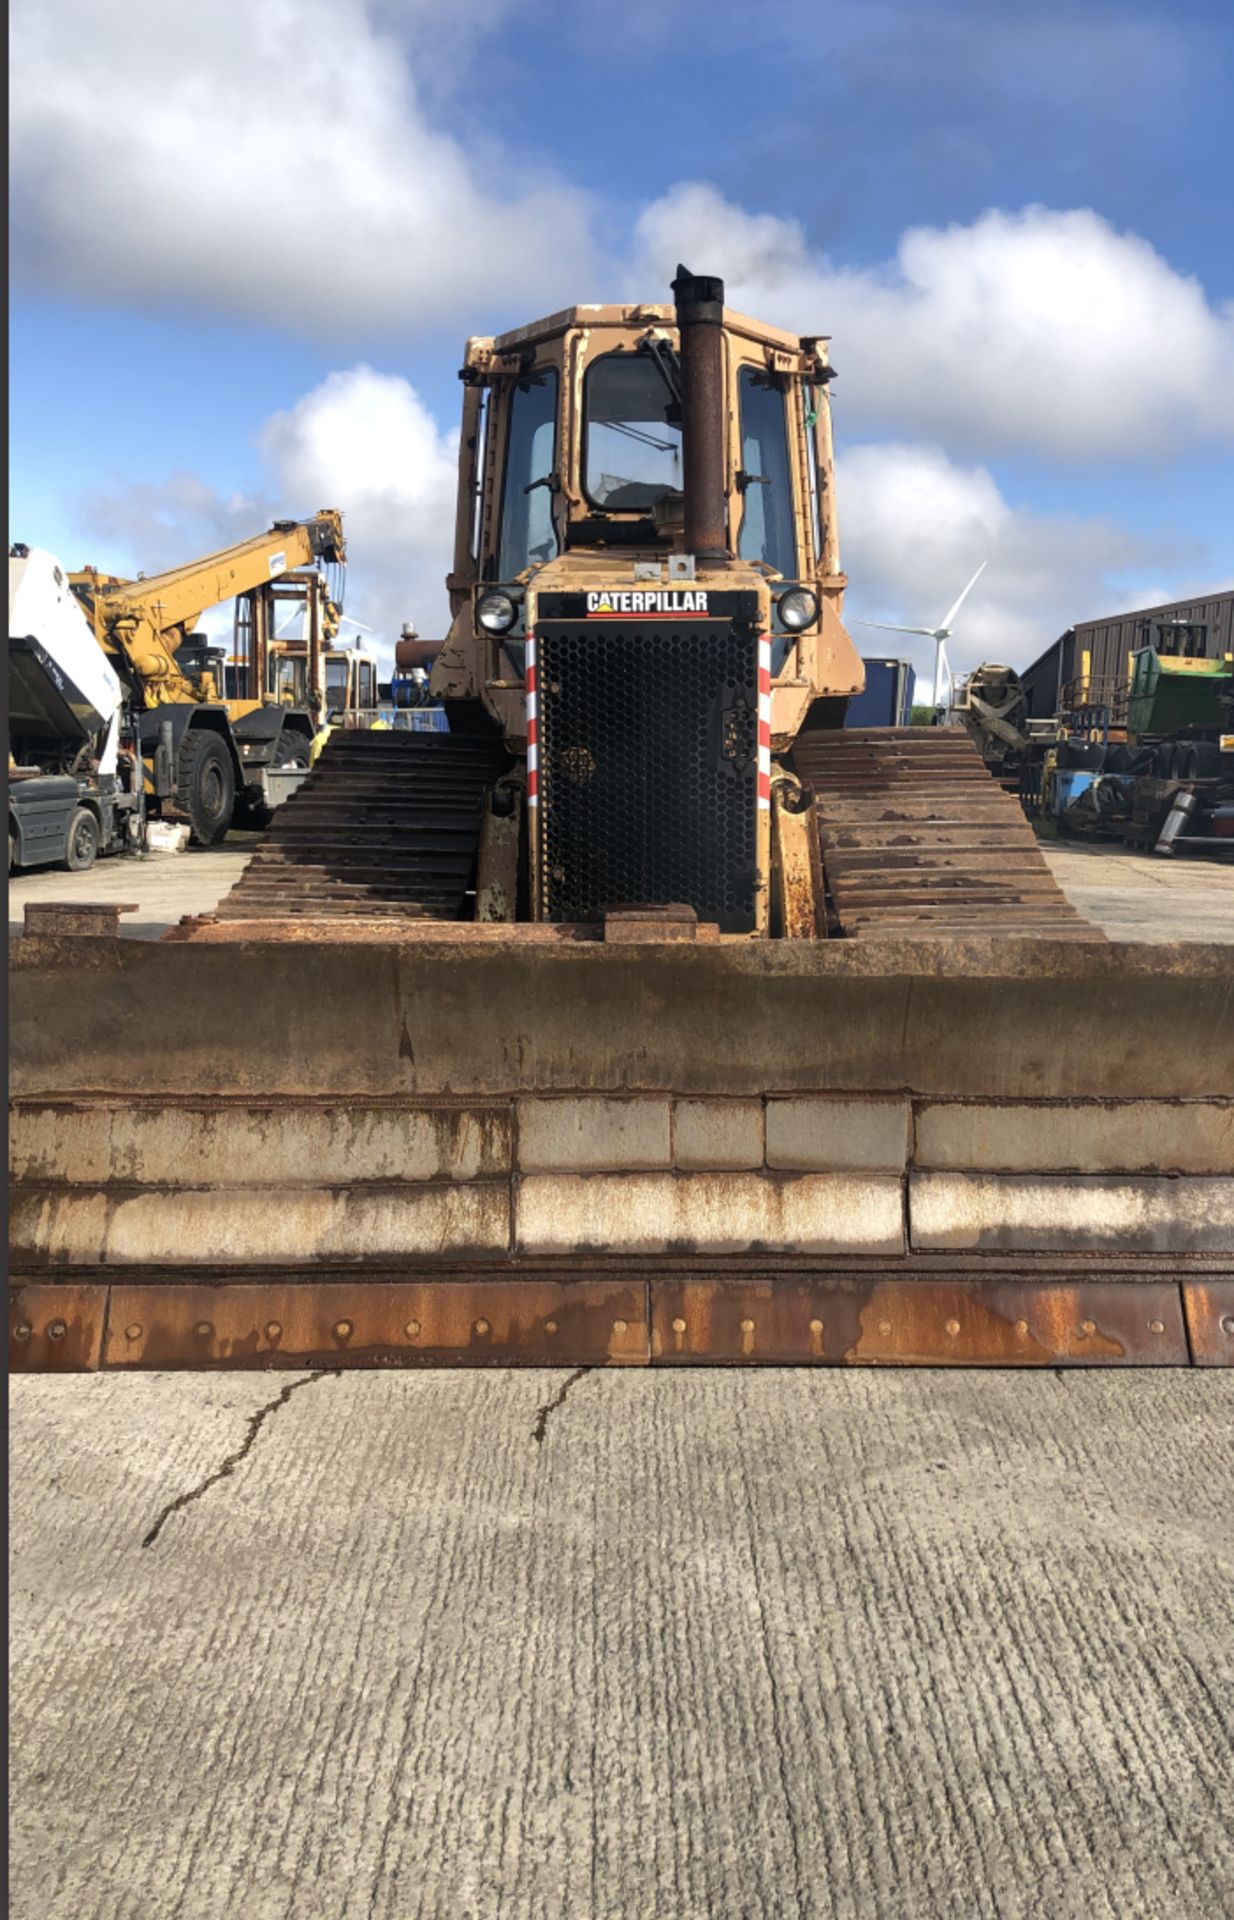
top-left (671, 265), bottom-right (729, 565)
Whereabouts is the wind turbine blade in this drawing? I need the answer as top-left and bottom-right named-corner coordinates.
top-left (857, 621), bottom-right (940, 638)
top-left (938, 560), bottom-right (987, 634)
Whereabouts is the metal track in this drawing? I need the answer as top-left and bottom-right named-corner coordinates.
top-left (216, 729), bottom-right (507, 921)
top-left (792, 725), bottom-right (1099, 940)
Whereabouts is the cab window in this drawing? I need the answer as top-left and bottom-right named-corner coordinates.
top-left (497, 369), bottom-right (560, 580)
top-left (325, 659), bottom-right (350, 713)
top-left (269, 656), bottom-right (306, 705)
top-left (737, 367), bottom-right (797, 579)
top-left (583, 352), bottom-right (683, 510)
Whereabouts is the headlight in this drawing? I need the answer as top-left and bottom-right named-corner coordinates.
top-left (477, 590), bottom-right (517, 635)
top-left (777, 587), bottom-right (819, 632)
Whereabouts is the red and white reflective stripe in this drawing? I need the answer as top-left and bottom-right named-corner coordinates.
top-left (526, 633), bottom-right (538, 808)
top-left (757, 634), bottom-right (772, 809)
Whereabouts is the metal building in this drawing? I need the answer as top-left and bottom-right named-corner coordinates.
top-left (1021, 590), bottom-right (1234, 723)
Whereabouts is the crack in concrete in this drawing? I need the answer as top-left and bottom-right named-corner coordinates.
top-left (141, 1371), bottom-right (337, 1549)
top-left (531, 1367), bottom-right (593, 1446)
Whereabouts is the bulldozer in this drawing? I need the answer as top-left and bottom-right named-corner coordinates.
top-left (10, 270), bottom-right (1233, 1373)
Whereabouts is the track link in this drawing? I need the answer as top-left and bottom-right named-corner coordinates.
top-left (216, 728), bottom-right (507, 922)
top-left (792, 726), bottom-right (1100, 940)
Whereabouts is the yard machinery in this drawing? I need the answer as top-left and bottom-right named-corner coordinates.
top-left (8, 544), bottom-right (140, 871)
top-left (10, 270), bottom-right (1233, 1374)
top-left (230, 567), bottom-right (381, 730)
top-left (68, 511), bottom-right (346, 841)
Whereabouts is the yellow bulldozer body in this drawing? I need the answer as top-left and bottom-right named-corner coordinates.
top-left (10, 272), bottom-right (1233, 1372)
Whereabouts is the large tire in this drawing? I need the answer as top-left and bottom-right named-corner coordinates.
top-left (64, 806), bottom-right (100, 871)
top-left (273, 729), bottom-right (311, 769)
top-left (1057, 739), bottom-right (1106, 772)
top-left (177, 731), bottom-right (235, 846)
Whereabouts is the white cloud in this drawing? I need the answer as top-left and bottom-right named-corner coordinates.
top-left (73, 384), bottom-right (1216, 698)
top-left (261, 366), bottom-right (458, 655)
top-left (14, 0), bottom-right (1233, 481)
top-left (10, 0), bottom-right (595, 336)
top-left (75, 367), bottom-right (459, 670)
top-left (74, 473), bottom-right (269, 575)
top-left (635, 187), bottom-right (1234, 459)
top-left (835, 441), bottom-right (1201, 682)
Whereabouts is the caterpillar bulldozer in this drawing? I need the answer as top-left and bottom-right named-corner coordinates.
top-left (10, 270), bottom-right (1233, 1373)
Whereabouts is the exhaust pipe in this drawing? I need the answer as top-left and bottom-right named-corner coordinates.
top-left (395, 626), bottom-right (439, 673)
top-left (671, 265), bottom-right (729, 565)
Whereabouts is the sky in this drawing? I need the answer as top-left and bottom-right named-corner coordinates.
top-left (9, 0), bottom-right (1233, 684)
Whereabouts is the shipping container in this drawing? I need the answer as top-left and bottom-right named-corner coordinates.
top-left (846, 657), bottom-right (917, 728)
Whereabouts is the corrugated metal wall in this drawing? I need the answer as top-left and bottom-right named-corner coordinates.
top-left (1021, 638), bottom-right (1065, 720)
top-left (1020, 590), bottom-right (1233, 720)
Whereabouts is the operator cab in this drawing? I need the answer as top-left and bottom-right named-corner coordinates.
top-left (471, 315), bottom-right (820, 582)
top-left (432, 284), bottom-right (860, 752)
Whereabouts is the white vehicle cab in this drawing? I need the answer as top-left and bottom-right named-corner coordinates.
top-left (8, 544), bottom-right (139, 870)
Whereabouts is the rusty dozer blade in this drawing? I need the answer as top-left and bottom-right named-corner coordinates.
top-left (10, 926), bottom-right (1234, 1370)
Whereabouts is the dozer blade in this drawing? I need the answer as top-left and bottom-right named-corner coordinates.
top-left (11, 924), bottom-right (1234, 1370)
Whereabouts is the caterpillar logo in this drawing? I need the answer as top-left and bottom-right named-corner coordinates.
top-left (586, 589), bottom-right (710, 616)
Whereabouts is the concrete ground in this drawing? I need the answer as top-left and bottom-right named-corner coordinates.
top-left (1040, 839), bottom-right (1234, 941)
top-left (8, 829), bottom-right (1234, 941)
top-left (10, 1368), bottom-right (1234, 1920)
top-left (7, 835), bottom-right (260, 940)
top-left (10, 828), bottom-right (1233, 1916)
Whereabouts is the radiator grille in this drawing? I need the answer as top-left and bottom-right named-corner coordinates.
top-left (536, 619), bottom-right (759, 930)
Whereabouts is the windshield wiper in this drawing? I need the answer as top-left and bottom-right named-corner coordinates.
top-left (606, 420), bottom-right (678, 454)
top-left (639, 336), bottom-right (683, 412)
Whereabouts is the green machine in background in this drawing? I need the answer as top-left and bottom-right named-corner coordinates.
top-left (1127, 647), bottom-right (1232, 739)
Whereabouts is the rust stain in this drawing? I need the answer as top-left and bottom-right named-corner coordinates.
top-left (99, 1280), bottom-right (650, 1369)
top-left (9, 1284), bottom-right (107, 1371)
top-left (1181, 1280), bottom-right (1234, 1366)
top-left (647, 1278), bottom-right (1187, 1367)
top-left (7, 1273), bottom-right (1210, 1372)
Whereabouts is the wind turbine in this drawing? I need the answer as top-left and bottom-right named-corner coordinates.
top-left (858, 562), bottom-right (988, 712)
top-left (273, 608), bottom-right (375, 641)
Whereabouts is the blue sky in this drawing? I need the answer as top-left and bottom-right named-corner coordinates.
top-left (10, 0), bottom-right (1233, 678)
